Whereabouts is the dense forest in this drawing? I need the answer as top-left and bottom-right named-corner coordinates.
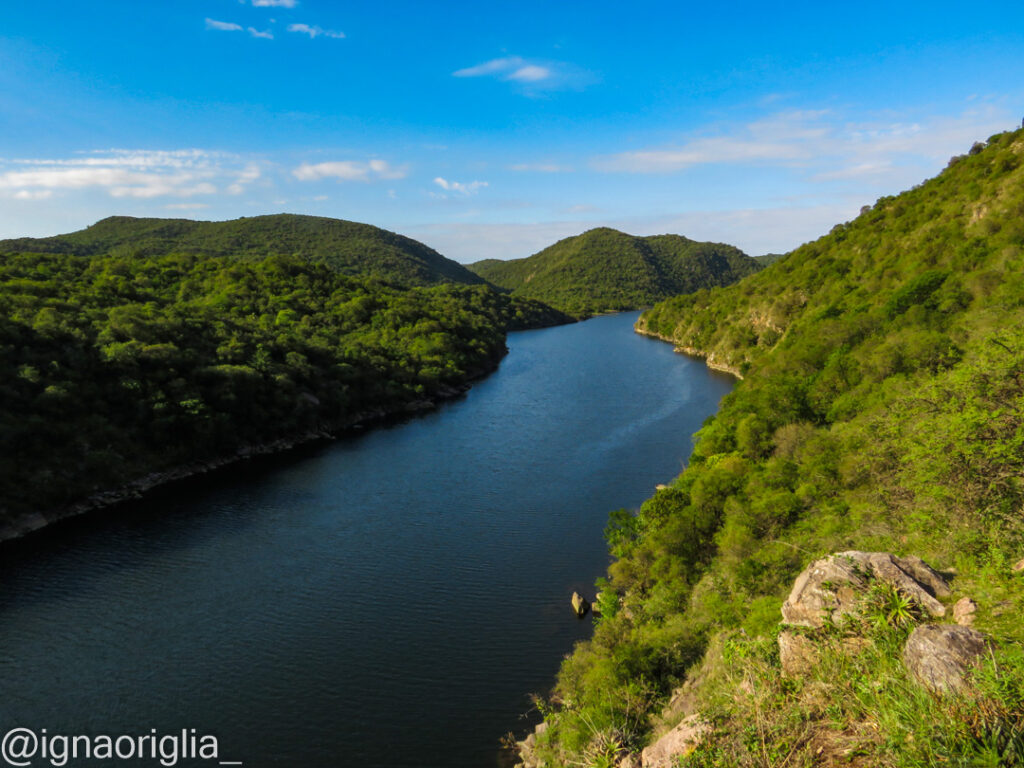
top-left (0, 213), bottom-right (487, 287)
top-left (468, 228), bottom-right (760, 318)
top-left (530, 131), bottom-right (1024, 765)
top-left (0, 227), bottom-right (569, 526)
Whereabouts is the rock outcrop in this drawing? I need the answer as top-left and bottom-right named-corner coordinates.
top-left (778, 630), bottom-right (820, 677)
top-left (640, 715), bottom-right (709, 768)
top-left (903, 624), bottom-right (990, 693)
top-left (571, 591), bottom-right (590, 618)
top-left (781, 551), bottom-right (950, 628)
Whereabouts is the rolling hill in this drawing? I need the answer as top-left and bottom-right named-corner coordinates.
top-left (467, 227), bottom-right (761, 317)
top-left (0, 214), bottom-right (487, 287)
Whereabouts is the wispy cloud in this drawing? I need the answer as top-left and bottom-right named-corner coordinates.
top-left (593, 106), bottom-right (1013, 186)
top-left (0, 149), bottom-right (259, 200)
top-left (251, 0), bottom-right (297, 7)
top-left (433, 177), bottom-right (488, 195)
top-left (248, 27), bottom-right (274, 40)
top-left (205, 18), bottom-right (243, 32)
top-left (292, 159), bottom-right (405, 182)
top-left (287, 23), bottom-right (344, 39)
top-left (508, 162), bottom-right (572, 173)
top-left (165, 203), bottom-right (210, 210)
top-left (452, 56), bottom-right (590, 93)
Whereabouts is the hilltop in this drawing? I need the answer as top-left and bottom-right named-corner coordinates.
top-left (0, 214), bottom-right (486, 288)
top-left (529, 130), bottom-right (1024, 765)
top-left (468, 227), bottom-right (760, 317)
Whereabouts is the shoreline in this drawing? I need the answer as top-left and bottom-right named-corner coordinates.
top-left (0, 359), bottom-right (502, 547)
top-left (633, 325), bottom-right (744, 379)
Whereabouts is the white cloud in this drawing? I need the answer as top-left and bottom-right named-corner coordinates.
top-left (252, 0), bottom-right (297, 7)
top-left (433, 177), bottom-right (488, 194)
top-left (248, 27), bottom-right (274, 39)
top-left (508, 162), bottom-right (572, 173)
top-left (507, 65), bottom-right (550, 83)
top-left (165, 203), bottom-right (210, 210)
top-left (453, 56), bottom-right (555, 84)
top-left (0, 149), bottom-right (258, 200)
top-left (454, 57), bottom-right (525, 78)
top-left (227, 164), bottom-right (261, 194)
top-left (451, 56), bottom-right (591, 92)
top-left (292, 159), bottom-right (405, 182)
top-left (593, 106), bottom-right (1013, 184)
top-left (287, 23), bottom-right (344, 39)
top-left (205, 18), bottom-right (243, 32)
top-left (13, 190), bottom-right (53, 201)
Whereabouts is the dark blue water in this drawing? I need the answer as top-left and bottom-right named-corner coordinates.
top-left (0, 312), bottom-right (732, 768)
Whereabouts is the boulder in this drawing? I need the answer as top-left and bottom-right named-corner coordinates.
top-left (1012, 558), bottom-right (1024, 573)
top-left (953, 597), bottom-right (977, 626)
top-left (778, 630), bottom-right (820, 677)
top-left (641, 715), bottom-right (709, 768)
top-left (571, 591), bottom-right (590, 618)
top-left (903, 624), bottom-right (990, 693)
top-left (781, 551), bottom-right (949, 628)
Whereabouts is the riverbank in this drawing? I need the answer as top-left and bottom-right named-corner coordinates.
top-left (0, 358), bottom-right (502, 545)
top-left (633, 324), bottom-right (744, 379)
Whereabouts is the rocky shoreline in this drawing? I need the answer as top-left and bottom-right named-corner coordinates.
top-left (0, 363), bottom-right (499, 546)
top-left (633, 326), bottom-right (744, 379)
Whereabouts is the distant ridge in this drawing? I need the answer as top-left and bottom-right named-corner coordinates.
top-left (467, 227), bottom-right (760, 317)
top-left (0, 213), bottom-right (487, 287)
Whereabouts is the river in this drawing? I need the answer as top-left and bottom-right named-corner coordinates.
top-left (0, 311), bottom-right (732, 767)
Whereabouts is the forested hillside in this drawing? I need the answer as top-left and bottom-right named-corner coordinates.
top-left (529, 130), bottom-right (1024, 766)
top-left (469, 228), bottom-right (760, 318)
top-left (0, 214), bottom-right (486, 287)
top-left (0, 247), bottom-right (567, 527)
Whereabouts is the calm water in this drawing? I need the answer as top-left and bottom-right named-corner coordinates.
top-left (0, 311), bottom-right (732, 768)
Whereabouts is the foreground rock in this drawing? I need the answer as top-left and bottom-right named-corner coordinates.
top-left (640, 715), bottom-right (709, 768)
top-left (778, 630), bottom-right (820, 677)
top-left (781, 551), bottom-right (950, 628)
top-left (953, 597), bottom-right (977, 626)
top-left (903, 624), bottom-right (990, 693)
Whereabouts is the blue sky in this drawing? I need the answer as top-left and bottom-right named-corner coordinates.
top-left (2, 1), bottom-right (1023, 261)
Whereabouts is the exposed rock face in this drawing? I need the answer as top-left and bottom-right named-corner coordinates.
top-left (778, 630), bottom-right (820, 677)
top-left (640, 715), bottom-right (709, 768)
top-left (781, 551), bottom-right (950, 628)
top-left (571, 591), bottom-right (590, 618)
top-left (953, 597), bottom-right (977, 626)
top-left (903, 624), bottom-right (990, 693)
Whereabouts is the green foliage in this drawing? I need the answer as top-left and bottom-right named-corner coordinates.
top-left (537, 128), bottom-right (1024, 766)
top-left (468, 228), bottom-right (761, 318)
top-left (0, 213), bottom-right (488, 287)
top-left (0, 248), bottom-right (566, 521)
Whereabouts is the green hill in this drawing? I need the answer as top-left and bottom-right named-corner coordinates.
top-left (467, 227), bottom-right (760, 317)
top-left (532, 130), bottom-right (1024, 765)
top-left (0, 214), bottom-right (486, 287)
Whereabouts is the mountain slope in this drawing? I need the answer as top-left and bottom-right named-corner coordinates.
top-left (0, 214), bottom-right (486, 287)
top-left (530, 129), bottom-right (1024, 766)
top-left (468, 227), bottom-right (760, 317)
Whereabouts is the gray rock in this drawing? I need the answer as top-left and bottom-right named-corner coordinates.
top-left (953, 597), bottom-right (977, 626)
top-left (640, 715), bottom-right (709, 768)
top-left (781, 551), bottom-right (949, 628)
top-left (903, 624), bottom-right (990, 693)
top-left (778, 630), bottom-right (819, 677)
